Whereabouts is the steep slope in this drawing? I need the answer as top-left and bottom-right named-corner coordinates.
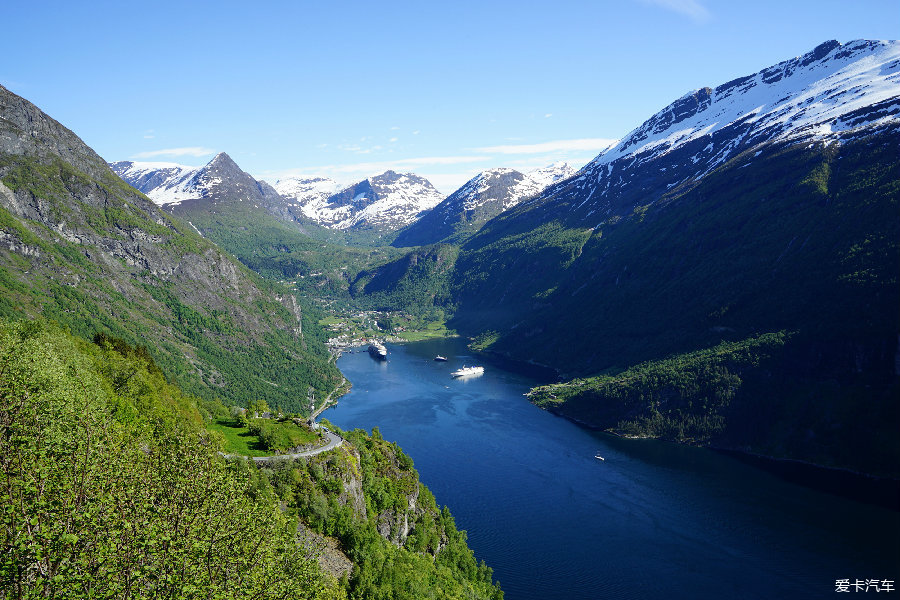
top-left (392, 163), bottom-right (575, 247)
top-left (0, 318), bottom-right (342, 598)
top-left (447, 40), bottom-right (900, 476)
top-left (349, 244), bottom-right (459, 321)
top-left (493, 39), bottom-right (899, 234)
top-left (0, 83), bottom-right (342, 413)
top-left (453, 39), bottom-right (899, 358)
top-left (2, 317), bottom-right (503, 599)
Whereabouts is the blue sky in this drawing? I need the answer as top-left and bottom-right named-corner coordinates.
top-left (2, 0), bottom-right (896, 193)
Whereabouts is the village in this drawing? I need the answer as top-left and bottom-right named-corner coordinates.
top-left (319, 309), bottom-right (455, 356)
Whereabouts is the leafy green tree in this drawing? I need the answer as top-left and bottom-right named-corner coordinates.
top-left (0, 318), bottom-right (343, 599)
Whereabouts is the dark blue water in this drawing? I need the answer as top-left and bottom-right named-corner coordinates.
top-left (327, 338), bottom-right (900, 599)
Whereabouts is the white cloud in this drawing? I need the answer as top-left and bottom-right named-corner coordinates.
top-left (389, 137), bottom-right (398, 143)
top-left (473, 138), bottom-right (618, 155)
top-left (132, 146), bottom-right (216, 159)
top-left (544, 113), bottom-right (553, 118)
top-left (637, 0), bottom-right (711, 22)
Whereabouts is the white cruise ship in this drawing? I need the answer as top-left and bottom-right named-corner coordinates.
top-left (367, 342), bottom-right (387, 360)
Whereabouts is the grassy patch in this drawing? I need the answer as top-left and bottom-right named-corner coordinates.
top-left (206, 417), bottom-right (269, 457)
top-left (247, 418), bottom-right (320, 452)
top-left (395, 321), bottom-right (458, 341)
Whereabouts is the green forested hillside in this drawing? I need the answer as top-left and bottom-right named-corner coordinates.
top-left (0, 317), bottom-right (503, 598)
top-left (263, 426), bottom-right (504, 600)
top-left (529, 332), bottom-right (900, 477)
top-left (349, 244), bottom-right (459, 322)
top-left (175, 200), bottom-right (401, 302)
top-left (0, 318), bottom-right (342, 598)
top-left (447, 131), bottom-right (899, 475)
top-left (451, 133), bottom-right (899, 373)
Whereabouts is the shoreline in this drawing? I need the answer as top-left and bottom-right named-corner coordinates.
top-left (537, 402), bottom-right (900, 511)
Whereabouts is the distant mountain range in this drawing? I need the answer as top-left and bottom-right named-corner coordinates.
top-left (112, 157), bottom-right (577, 242)
top-left (111, 153), bottom-right (298, 225)
top-left (111, 159), bottom-right (446, 236)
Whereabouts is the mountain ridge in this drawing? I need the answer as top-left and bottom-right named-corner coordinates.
top-left (0, 83), bottom-right (342, 413)
top-left (502, 39), bottom-right (899, 233)
top-left (392, 163), bottom-right (575, 247)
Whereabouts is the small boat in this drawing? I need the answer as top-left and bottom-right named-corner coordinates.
top-left (451, 366), bottom-right (484, 378)
top-left (434, 355), bottom-right (448, 362)
top-left (594, 455), bottom-right (605, 461)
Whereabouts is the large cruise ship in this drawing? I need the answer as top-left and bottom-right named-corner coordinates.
top-left (367, 342), bottom-right (387, 360)
top-left (451, 366), bottom-right (484, 377)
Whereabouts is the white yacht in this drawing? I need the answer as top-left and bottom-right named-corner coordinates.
top-left (451, 366), bottom-right (484, 377)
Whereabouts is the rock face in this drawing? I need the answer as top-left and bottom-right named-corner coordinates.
top-left (0, 83), bottom-right (341, 412)
top-left (0, 85), bottom-right (110, 182)
top-left (393, 163), bottom-right (576, 247)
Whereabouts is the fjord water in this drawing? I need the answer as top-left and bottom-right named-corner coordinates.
top-left (328, 339), bottom-right (899, 599)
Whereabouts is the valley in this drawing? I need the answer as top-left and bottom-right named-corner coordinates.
top-left (1, 35), bottom-right (898, 599)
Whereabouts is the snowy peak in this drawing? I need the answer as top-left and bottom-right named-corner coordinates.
top-left (273, 176), bottom-right (342, 221)
top-left (594, 39), bottom-right (900, 170)
top-left (110, 160), bottom-right (203, 206)
top-left (521, 39), bottom-right (900, 229)
top-left (110, 152), bottom-right (281, 214)
top-left (514, 162), bottom-right (576, 202)
top-left (283, 170), bottom-right (444, 231)
top-left (392, 162), bottom-right (575, 247)
top-left (451, 162), bottom-right (576, 213)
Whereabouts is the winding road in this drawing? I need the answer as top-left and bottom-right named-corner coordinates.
top-left (249, 428), bottom-right (343, 463)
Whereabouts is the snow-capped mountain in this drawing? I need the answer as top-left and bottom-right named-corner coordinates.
top-left (111, 152), bottom-right (279, 209)
top-left (451, 163), bottom-right (576, 213)
top-left (517, 162), bottom-right (578, 197)
top-left (111, 153), bottom-right (297, 227)
top-left (449, 38), bottom-right (900, 390)
top-left (109, 160), bottom-right (200, 206)
top-left (526, 39), bottom-right (900, 226)
top-left (112, 157), bottom-right (445, 235)
top-left (392, 163), bottom-right (575, 247)
top-left (272, 176), bottom-right (342, 222)
top-left (288, 170), bottom-right (444, 232)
